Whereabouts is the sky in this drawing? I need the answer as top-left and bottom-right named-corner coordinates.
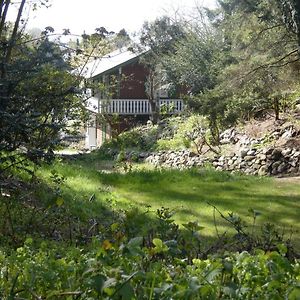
top-left (10, 0), bottom-right (216, 36)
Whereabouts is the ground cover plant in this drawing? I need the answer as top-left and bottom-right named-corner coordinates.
top-left (0, 153), bottom-right (299, 298)
top-left (0, 236), bottom-right (299, 299)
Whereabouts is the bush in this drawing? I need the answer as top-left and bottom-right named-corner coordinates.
top-left (156, 115), bottom-right (208, 150)
top-left (97, 115), bottom-right (210, 158)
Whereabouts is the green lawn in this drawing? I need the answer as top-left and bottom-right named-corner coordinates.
top-left (39, 153), bottom-right (300, 246)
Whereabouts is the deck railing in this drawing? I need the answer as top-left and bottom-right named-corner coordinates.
top-left (98, 99), bottom-right (184, 115)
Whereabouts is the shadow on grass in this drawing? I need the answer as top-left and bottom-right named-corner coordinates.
top-left (42, 153), bottom-right (299, 245)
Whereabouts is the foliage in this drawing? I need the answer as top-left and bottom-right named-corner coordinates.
top-left (137, 16), bottom-right (186, 123)
top-left (163, 21), bottom-right (225, 95)
top-left (0, 206), bottom-right (299, 299)
top-left (99, 123), bottom-right (159, 155)
top-left (0, 1), bottom-right (85, 174)
top-left (154, 1), bottom-right (300, 134)
top-left (156, 115), bottom-right (209, 150)
top-left (1, 152), bottom-right (299, 298)
top-left (212, 0), bottom-right (300, 121)
top-left (98, 115), bottom-right (213, 155)
top-left (68, 27), bottom-right (127, 66)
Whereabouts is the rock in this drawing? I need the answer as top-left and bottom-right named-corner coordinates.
top-left (281, 126), bottom-right (296, 139)
top-left (220, 128), bottom-right (237, 144)
top-left (244, 155), bottom-right (255, 161)
top-left (247, 149), bottom-right (256, 156)
top-left (288, 167), bottom-right (298, 174)
top-left (239, 149), bottom-right (249, 158)
top-left (257, 154), bottom-right (267, 160)
top-left (188, 151), bottom-right (197, 157)
top-left (252, 163), bottom-right (260, 170)
top-left (265, 148), bottom-right (274, 155)
top-left (258, 166), bottom-right (268, 176)
top-left (139, 152), bottom-right (149, 159)
top-left (293, 151), bottom-right (300, 158)
top-left (141, 145), bottom-right (300, 177)
top-left (271, 149), bottom-right (283, 160)
top-left (282, 148), bottom-right (292, 156)
top-left (272, 161), bottom-right (282, 170)
top-left (245, 168), bottom-right (252, 174)
top-left (227, 159), bottom-right (234, 166)
top-left (277, 162), bottom-right (287, 173)
top-left (289, 160), bottom-right (297, 167)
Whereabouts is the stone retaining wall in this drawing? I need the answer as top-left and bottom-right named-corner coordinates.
top-left (144, 147), bottom-right (300, 176)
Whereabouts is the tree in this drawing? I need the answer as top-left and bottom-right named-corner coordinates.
top-left (163, 23), bottom-right (224, 95)
top-left (0, 0), bottom-right (83, 173)
top-left (137, 16), bottom-right (185, 123)
top-left (155, 10), bottom-right (230, 141)
top-left (214, 0), bottom-right (300, 120)
top-left (275, 0), bottom-right (300, 51)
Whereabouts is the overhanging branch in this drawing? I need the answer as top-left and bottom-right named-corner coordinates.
top-left (244, 48), bottom-right (299, 77)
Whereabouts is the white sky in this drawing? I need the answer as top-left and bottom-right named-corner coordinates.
top-left (10, 0), bottom-right (216, 36)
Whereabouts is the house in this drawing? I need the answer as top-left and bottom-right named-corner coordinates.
top-left (82, 49), bottom-right (185, 150)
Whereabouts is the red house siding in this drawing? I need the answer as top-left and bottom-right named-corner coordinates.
top-left (120, 63), bottom-right (148, 99)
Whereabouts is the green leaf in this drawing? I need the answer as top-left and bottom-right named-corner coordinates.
top-left (103, 278), bottom-right (117, 289)
top-left (182, 221), bottom-right (204, 231)
top-left (153, 238), bottom-right (169, 253)
top-left (289, 287), bottom-right (300, 300)
top-left (56, 197), bottom-right (64, 207)
top-left (128, 236), bottom-right (143, 248)
top-left (91, 274), bottom-right (106, 293)
top-left (116, 282), bottom-right (135, 300)
top-left (127, 236), bottom-right (143, 256)
top-left (277, 243), bottom-right (287, 255)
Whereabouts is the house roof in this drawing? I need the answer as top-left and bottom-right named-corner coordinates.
top-left (81, 49), bottom-right (144, 79)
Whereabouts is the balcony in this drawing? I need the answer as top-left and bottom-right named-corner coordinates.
top-left (97, 99), bottom-right (184, 115)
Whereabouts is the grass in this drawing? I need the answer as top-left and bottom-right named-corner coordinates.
top-left (38, 152), bottom-right (300, 246)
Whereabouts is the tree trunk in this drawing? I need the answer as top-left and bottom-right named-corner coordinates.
top-left (0, 0), bottom-right (26, 111)
top-left (274, 97), bottom-right (280, 120)
top-left (0, 0), bottom-right (10, 36)
top-left (4, 0), bottom-right (26, 68)
top-left (146, 69), bottom-right (160, 124)
top-left (149, 98), bottom-right (159, 124)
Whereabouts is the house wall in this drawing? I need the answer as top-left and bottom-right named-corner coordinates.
top-left (120, 63), bottom-right (148, 99)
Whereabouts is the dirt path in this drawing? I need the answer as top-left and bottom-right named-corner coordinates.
top-left (274, 176), bottom-right (300, 184)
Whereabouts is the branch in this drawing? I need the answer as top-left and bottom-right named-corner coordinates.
top-left (248, 23), bottom-right (285, 46)
top-left (244, 48), bottom-right (299, 77)
top-left (206, 202), bottom-right (249, 237)
top-left (269, 57), bottom-right (300, 68)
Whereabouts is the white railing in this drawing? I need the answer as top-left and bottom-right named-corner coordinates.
top-left (98, 99), bottom-right (184, 115)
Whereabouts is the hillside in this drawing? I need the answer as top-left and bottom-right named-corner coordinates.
top-left (98, 112), bottom-right (300, 177)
